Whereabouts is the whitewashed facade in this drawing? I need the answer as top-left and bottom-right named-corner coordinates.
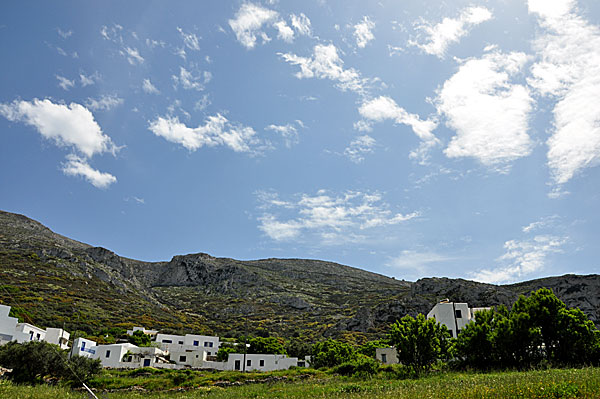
top-left (427, 301), bottom-right (491, 338)
top-left (375, 347), bottom-right (399, 365)
top-left (225, 353), bottom-right (308, 372)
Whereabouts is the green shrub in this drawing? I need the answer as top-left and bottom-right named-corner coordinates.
top-left (332, 355), bottom-right (380, 377)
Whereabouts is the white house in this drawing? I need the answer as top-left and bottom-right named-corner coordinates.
top-left (375, 347), bottom-right (399, 365)
top-left (71, 337), bottom-right (98, 358)
top-left (45, 327), bottom-right (70, 350)
top-left (15, 323), bottom-right (46, 343)
top-left (155, 333), bottom-right (220, 356)
top-left (126, 326), bottom-right (158, 338)
top-left (225, 353), bottom-right (308, 372)
top-left (427, 301), bottom-right (491, 338)
top-left (0, 304), bottom-right (24, 344)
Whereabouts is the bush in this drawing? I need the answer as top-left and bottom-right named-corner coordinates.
top-left (333, 355), bottom-right (380, 377)
top-left (311, 339), bottom-right (357, 369)
top-left (0, 341), bottom-right (101, 385)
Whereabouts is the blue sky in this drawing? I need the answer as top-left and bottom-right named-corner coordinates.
top-left (1, 0), bottom-right (599, 284)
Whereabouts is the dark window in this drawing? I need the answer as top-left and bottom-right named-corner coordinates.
top-left (162, 339), bottom-right (172, 344)
top-left (36, 333), bottom-right (41, 340)
top-left (298, 361), bottom-right (305, 367)
top-left (207, 352), bottom-right (211, 355)
top-left (457, 329), bottom-right (462, 336)
top-left (455, 309), bottom-right (462, 318)
top-left (234, 360), bottom-right (241, 370)
top-left (179, 355), bottom-right (187, 362)
top-left (106, 350), bottom-right (111, 358)
top-left (193, 340), bottom-right (199, 346)
top-left (178, 341), bottom-right (184, 345)
top-left (259, 359), bottom-right (265, 367)
top-left (247, 359), bottom-right (252, 367)
top-left (381, 354), bottom-right (387, 363)
top-left (449, 329), bottom-right (454, 337)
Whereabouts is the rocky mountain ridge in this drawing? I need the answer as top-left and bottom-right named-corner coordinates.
top-left (0, 210), bottom-right (598, 340)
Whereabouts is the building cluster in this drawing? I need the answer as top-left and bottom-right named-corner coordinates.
top-left (0, 304), bottom-right (308, 372)
top-left (1, 300), bottom-right (489, 369)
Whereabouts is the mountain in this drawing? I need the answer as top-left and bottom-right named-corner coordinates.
top-left (0, 210), bottom-right (598, 342)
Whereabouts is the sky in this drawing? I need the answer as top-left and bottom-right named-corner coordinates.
top-left (1, 0), bottom-right (599, 285)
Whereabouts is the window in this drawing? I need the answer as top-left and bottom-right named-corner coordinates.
top-left (106, 350), bottom-right (111, 358)
top-left (36, 333), bottom-right (41, 340)
top-left (178, 341), bottom-right (184, 345)
top-left (179, 355), bottom-right (187, 362)
top-left (193, 340), bottom-right (199, 346)
top-left (81, 341), bottom-right (86, 349)
top-left (259, 359), bottom-right (265, 367)
top-left (204, 341), bottom-right (214, 347)
top-left (449, 329), bottom-right (454, 337)
top-left (247, 359), bottom-right (252, 367)
top-left (207, 352), bottom-right (211, 355)
top-left (455, 309), bottom-right (462, 318)
top-left (162, 339), bottom-right (172, 344)
top-left (381, 354), bottom-right (387, 363)
top-left (234, 360), bottom-right (241, 370)
top-left (298, 361), bottom-right (305, 367)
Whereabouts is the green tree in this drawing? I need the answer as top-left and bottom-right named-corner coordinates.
top-left (358, 339), bottom-right (389, 358)
top-left (285, 336), bottom-right (312, 359)
top-left (0, 341), bottom-right (65, 384)
top-left (128, 330), bottom-right (151, 347)
top-left (248, 336), bottom-right (287, 354)
top-left (60, 355), bottom-right (102, 387)
top-left (388, 314), bottom-right (451, 374)
top-left (311, 339), bottom-right (357, 369)
top-left (216, 342), bottom-right (237, 362)
top-left (454, 308), bottom-right (495, 369)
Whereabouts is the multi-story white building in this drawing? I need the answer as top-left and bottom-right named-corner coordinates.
top-left (71, 337), bottom-right (172, 368)
top-left (45, 327), bottom-right (70, 350)
top-left (155, 333), bottom-right (220, 356)
top-left (0, 304), bottom-right (70, 348)
top-left (426, 301), bottom-right (490, 338)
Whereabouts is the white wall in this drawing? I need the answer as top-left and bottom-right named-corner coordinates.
top-left (15, 323), bottom-right (46, 343)
top-left (376, 347), bottom-right (399, 364)
top-left (0, 304), bottom-right (18, 343)
top-left (45, 328), bottom-right (70, 349)
top-left (155, 333), bottom-right (220, 356)
top-left (427, 302), bottom-right (491, 338)
top-left (225, 353), bottom-right (300, 372)
top-left (71, 337), bottom-right (98, 358)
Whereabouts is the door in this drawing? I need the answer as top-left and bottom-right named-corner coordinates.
top-left (143, 359), bottom-right (151, 367)
top-left (234, 360), bottom-right (241, 370)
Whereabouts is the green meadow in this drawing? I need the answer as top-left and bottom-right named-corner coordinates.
top-left (2, 367), bottom-right (600, 399)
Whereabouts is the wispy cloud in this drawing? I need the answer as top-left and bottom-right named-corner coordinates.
top-left (436, 50), bottom-right (534, 168)
top-left (527, 0), bottom-right (600, 185)
top-left (79, 72), bottom-right (99, 87)
top-left (122, 47), bottom-right (144, 65)
top-left (142, 78), bottom-right (160, 94)
top-left (177, 27), bottom-right (201, 51)
top-left (291, 13), bottom-right (311, 36)
top-left (280, 44), bottom-right (371, 93)
top-left (57, 28), bottom-right (73, 39)
top-left (274, 20), bottom-right (294, 43)
top-left (265, 120), bottom-right (303, 148)
top-left (344, 135), bottom-right (376, 163)
top-left (56, 75), bottom-right (75, 90)
top-left (85, 95), bottom-right (124, 112)
top-left (386, 250), bottom-right (455, 278)
top-left (354, 16), bottom-right (375, 48)
top-left (148, 114), bottom-right (261, 154)
top-left (257, 190), bottom-right (420, 244)
top-left (172, 67), bottom-right (211, 91)
top-left (409, 6), bottom-right (492, 58)
top-left (357, 96), bottom-right (438, 163)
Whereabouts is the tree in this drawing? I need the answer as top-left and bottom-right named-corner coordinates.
top-left (454, 308), bottom-right (495, 369)
top-left (285, 336), bottom-right (312, 359)
top-left (0, 341), bottom-right (65, 384)
top-left (388, 314), bottom-right (451, 373)
top-left (128, 330), bottom-right (152, 347)
top-left (60, 355), bottom-right (102, 387)
top-left (311, 339), bottom-right (357, 369)
top-left (358, 339), bottom-right (389, 358)
top-left (248, 336), bottom-right (287, 355)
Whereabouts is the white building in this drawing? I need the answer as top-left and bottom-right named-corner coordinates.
top-left (427, 301), bottom-right (491, 338)
top-left (15, 323), bottom-right (46, 343)
top-left (71, 337), bottom-right (171, 368)
top-left (155, 333), bottom-right (220, 356)
top-left (45, 327), bottom-right (70, 350)
top-left (126, 326), bottom-right (158, 338)
top-left (376, 347), bottom-right (399, 365)
top-left (225, 353), bottom-right (308, 372)
top-left (0, 304), bottom-right (24, 344)
top-left (71, 337), bottom-right (98, 358)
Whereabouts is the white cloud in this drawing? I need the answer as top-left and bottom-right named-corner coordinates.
top-left (142, 78), bottom-right (160, 94)
top-left (62, 154), bottom-right (116, 189)
top-left (257, 190), bottom-right (420, 244)
top-left (0, 98), bottom-right (117, 158)
top-left (265, 122), bottom-right (300, 148)
top-left (291, 13), bottom-right (311, 36)
top-left (387, 250), bottom-right (454, 276)
top-left (177, 27), bottom-right (201, 50)
top-left (354, 16), bottom-right (375, 48)
top-left (527, 0), bottom-right (600, 185)
top-left (436, 51), bottom-right (534, 167)
top-left (280, 44), bottom-right (369, 93)
top-left (0, 99), bottom-right (118, 188)
top-left (344, 135), bottom-right (376, 163)
top-left (274, 20), bottom-right (294, 42)
top-left (472, 235), bottom-right (567, 284)
top-left (100, 24), bottom-right (123, 42)
top-left (123, 47), bottom-right (144, 65)
top-left (172, 67), bottom-right (211, 91)
top-left (409, 6), bottom-right (492, 58)
top-left (79, 72), bottom-right (98, 87)
top-left (57, 28), bottom-right (73, 39)
top-left (522, 215), bottom-right (560, 233)
top-left (148, 114), bottom-right (260, 153)
top-left (229, 3), bottom-right (278, 49)
top-left (85, 95), bottom-right (124, 111)
top-left (194, 94), bottom-right (211, 111)
top-left (56, 75), bottom-right (74, 90)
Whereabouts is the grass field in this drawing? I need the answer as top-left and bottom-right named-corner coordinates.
top-left (1, 367), bottom-right (599, 399)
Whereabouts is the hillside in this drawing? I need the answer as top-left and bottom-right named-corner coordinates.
top-left (0, 210), bottom-right (598, 342)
